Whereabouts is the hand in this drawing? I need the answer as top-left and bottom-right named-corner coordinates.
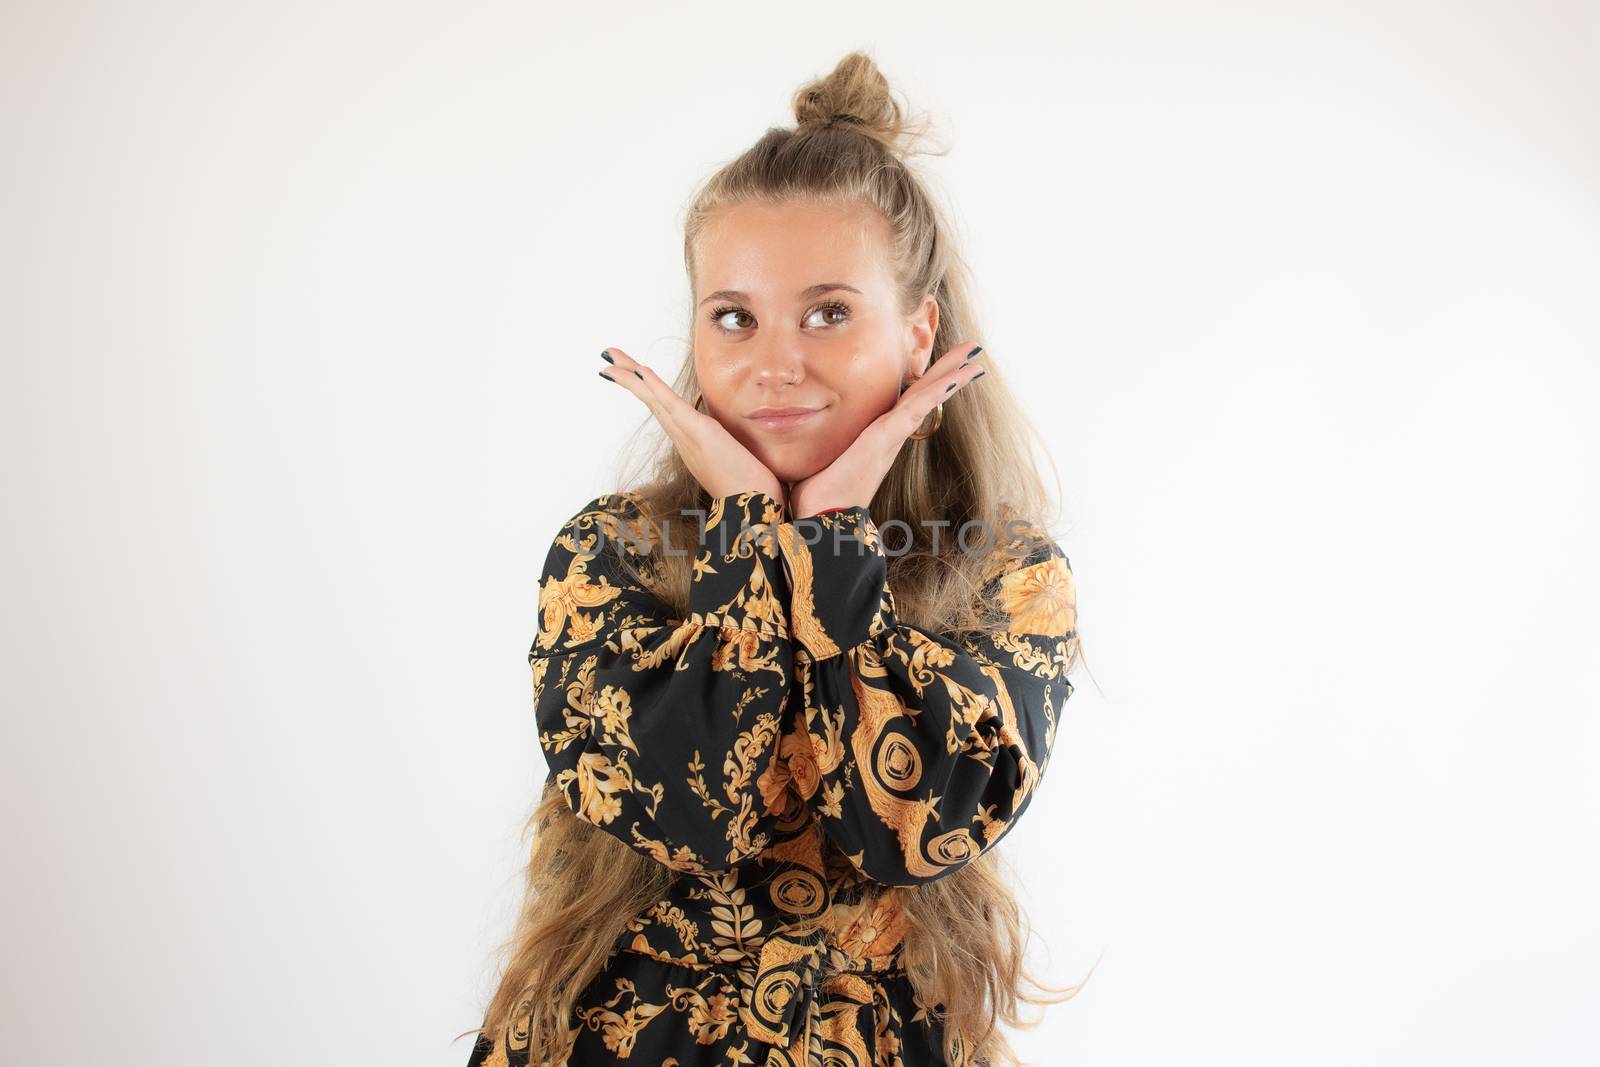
top-left (788, 342), bottom-right (985, 520)
top-left (597, 347), bottom-right (788, 506)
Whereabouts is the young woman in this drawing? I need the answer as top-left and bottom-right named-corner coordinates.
top-left (462, 50), bottom-right (1085, 1067)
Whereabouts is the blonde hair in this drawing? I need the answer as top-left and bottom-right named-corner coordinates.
top-left (461, 49), bottom-right (1094, 1066)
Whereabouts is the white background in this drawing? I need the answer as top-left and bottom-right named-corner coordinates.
top-left (3, 2), bottom-right (1596, 1064)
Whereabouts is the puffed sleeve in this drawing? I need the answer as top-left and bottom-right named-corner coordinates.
top-left (531, 489), bottom-right (796, 873)
top-left (775, 507), bottom-right (1078, 886)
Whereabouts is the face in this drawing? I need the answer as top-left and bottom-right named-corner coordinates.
top-left (691, 199), bottom-right (938, 484)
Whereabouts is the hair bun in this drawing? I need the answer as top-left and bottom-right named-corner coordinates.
top-left (791, 51), bottom-right (936, 156)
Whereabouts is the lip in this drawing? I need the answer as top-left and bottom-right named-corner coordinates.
top-left (745, 405), bottom-right (826, 432)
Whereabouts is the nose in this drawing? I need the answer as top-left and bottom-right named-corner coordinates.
top-left (751, 344), bottom-right (805, 387)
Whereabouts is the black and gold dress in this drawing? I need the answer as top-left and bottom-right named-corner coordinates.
top-left (467, 490), bottom-right (1077, 1067)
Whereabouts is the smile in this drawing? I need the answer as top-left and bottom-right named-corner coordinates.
top-left (745, 406), bottom-right (826, 433)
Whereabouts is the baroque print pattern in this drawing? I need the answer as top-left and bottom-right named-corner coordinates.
top-left (468, 490), bottom-right (1077, 1066)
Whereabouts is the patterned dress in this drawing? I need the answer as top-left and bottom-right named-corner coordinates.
top-left (467, 490), bottom-right (1078, 1067)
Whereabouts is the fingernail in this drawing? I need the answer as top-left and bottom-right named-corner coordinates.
top-left (599, 370), bottom-right (614, 382)
top-left (972, 370), bottom-right (986, 380)
top-left (600, 350), bottom-right (614, 364)
top-left (945, 380), bottom-right (957, 392)
top-left (634, 370), bottom-right (644, 380)
top-left (963, 345), bottom-right (984, 364)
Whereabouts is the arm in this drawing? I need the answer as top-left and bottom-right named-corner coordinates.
top-left (775, 507), bottom-right (1078, 886)
top-left (531, 489), bottom-right (796, 873)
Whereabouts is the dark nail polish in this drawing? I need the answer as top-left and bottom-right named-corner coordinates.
top-left (634, 370), bottom-right (644, 380)
top-left (600, 350), bottom-right (614, 364)
top-left (972, 370), bottom-right (986, 380)
top-left (945, 381), bottom-right (957, 392)
top-left (599, 369), bottom-right (613, 381)
top-left (963, 345), bottom-right (983, 364)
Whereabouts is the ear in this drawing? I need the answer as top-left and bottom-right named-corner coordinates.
top-left (903, 292), bottom-right (939, 379)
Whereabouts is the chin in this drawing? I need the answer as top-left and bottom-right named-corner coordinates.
top-left (761, 459), bottom-right (815, 484)
top-left (756, 448), bottom-right (831, 485)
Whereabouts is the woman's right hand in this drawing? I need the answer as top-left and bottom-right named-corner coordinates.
top-left (597, 347), bottom-right (787, 507)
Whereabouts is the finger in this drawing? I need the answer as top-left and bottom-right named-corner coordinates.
top-left (891, 343), bottom-right (984, 429)
top-left (601, 348), bottom-right (704, 430)
top-left (599, 347), bottom-right (692, 433)
top-left (596, 346), bottom-right (655, 405)
top-left (897, 342), bottom-right (983, 405)
top-left (924, 340), bottom-right (985, 385)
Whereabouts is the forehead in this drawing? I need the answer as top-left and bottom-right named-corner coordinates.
top-left (694, 199), bottom-right (893, 295)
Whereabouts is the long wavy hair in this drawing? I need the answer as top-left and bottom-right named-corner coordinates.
top-left (461, 49), bottom-right (1095, 1067)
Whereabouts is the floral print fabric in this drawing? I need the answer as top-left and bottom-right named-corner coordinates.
top-left (468, 490), bottom-right (1077, 1067)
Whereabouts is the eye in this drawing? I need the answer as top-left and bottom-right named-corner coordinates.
top-left (709, 305), bottom-right (753, 333)
top-left (705, 298), bottom-right (853, 335)
top-left (805, 300), bottom-right (852, 328)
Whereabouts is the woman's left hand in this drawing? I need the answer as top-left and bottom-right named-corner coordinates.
top-left (787, 342), bottom-right (985, 519)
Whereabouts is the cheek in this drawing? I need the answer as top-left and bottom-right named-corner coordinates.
top-left (832, 375), bottom-right (901, 428)
top-left (695, 362), bottom-right (740, 410)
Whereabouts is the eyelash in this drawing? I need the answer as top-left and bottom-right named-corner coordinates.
top-left (706, 299), bottom-right (852, 334)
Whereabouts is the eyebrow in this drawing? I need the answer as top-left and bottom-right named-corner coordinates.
top-left (696, 283), bottom-right (863, 307)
